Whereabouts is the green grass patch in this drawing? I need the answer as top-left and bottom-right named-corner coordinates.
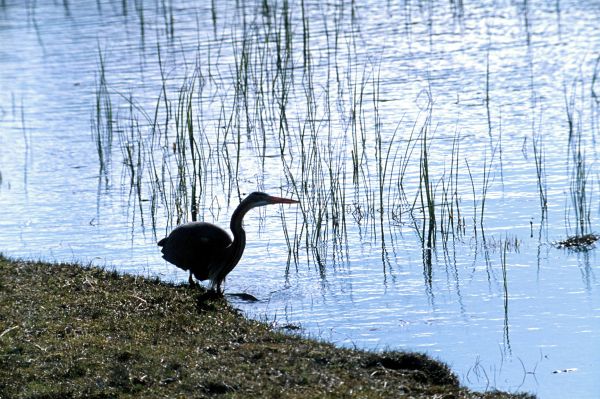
top-left (0, 256), bottom-right (532, 398)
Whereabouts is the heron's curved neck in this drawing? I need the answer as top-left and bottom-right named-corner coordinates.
top-left (231, 201), bottom-right (253, 236)
top-left (227, 202), bottom-right (250, 265)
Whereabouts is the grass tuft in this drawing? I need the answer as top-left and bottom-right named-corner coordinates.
top-left (554, 233), bottom-right (599, 251)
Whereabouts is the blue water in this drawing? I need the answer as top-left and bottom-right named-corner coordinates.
top-left (1, 1), bottom-right (600, 397)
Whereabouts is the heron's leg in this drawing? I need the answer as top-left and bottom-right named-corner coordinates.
top-left (188, 271), bottom-right (196, 287)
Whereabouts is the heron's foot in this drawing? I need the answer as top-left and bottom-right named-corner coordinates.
top-left (210, 288), bottom-right (224, 298)
top-left (195, 290), bottom-right (224, 312)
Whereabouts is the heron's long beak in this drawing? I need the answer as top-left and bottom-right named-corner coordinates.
top-left (269, 195), bottom-right (300, 204)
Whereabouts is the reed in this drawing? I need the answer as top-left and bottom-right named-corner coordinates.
top-left (135, 0), bottom-right (145, 41)
top-left (501, 237), bottom-right (511, 353)
top-left (564, 81), bottom-right (592, 236)
top-left (92, 47), bottom-right (114, 183)
top-left (479, 145), bottom-right (495, 231)
top-left (532, 125), bottom-right (547, 215)
top-left (418, 115), bottom-right (437, 249)
top-left (161, 0), bottom-right (175, 39)
top-left (438, 127), bottom-right (463, 246)
top-left (485, 42), bottom-right (492, 138)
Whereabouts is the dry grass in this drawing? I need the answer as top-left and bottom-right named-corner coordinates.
top-left (0, 256), bottom-right (533, 398)
top-left (554, 233), bottom-right (599, 251)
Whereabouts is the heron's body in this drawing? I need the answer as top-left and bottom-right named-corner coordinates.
top-left (158, 222), bottom-right (233, 281)
top-left (157, 192), bottom-right (298, 293)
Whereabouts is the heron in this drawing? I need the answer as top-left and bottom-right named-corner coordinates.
top-left (157, 191), bottom-right (300, 294)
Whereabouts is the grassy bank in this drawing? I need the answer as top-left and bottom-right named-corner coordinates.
top-left (0, 256), bottom-right (532, 398)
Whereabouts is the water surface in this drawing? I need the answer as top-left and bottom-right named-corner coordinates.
top-left (1, 1), bottom-right (600, 397)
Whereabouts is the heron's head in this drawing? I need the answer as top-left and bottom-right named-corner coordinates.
top-left (230, 191), bottom-right (300, 231)
top-left (243, 191), bottom-right (300, 209)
